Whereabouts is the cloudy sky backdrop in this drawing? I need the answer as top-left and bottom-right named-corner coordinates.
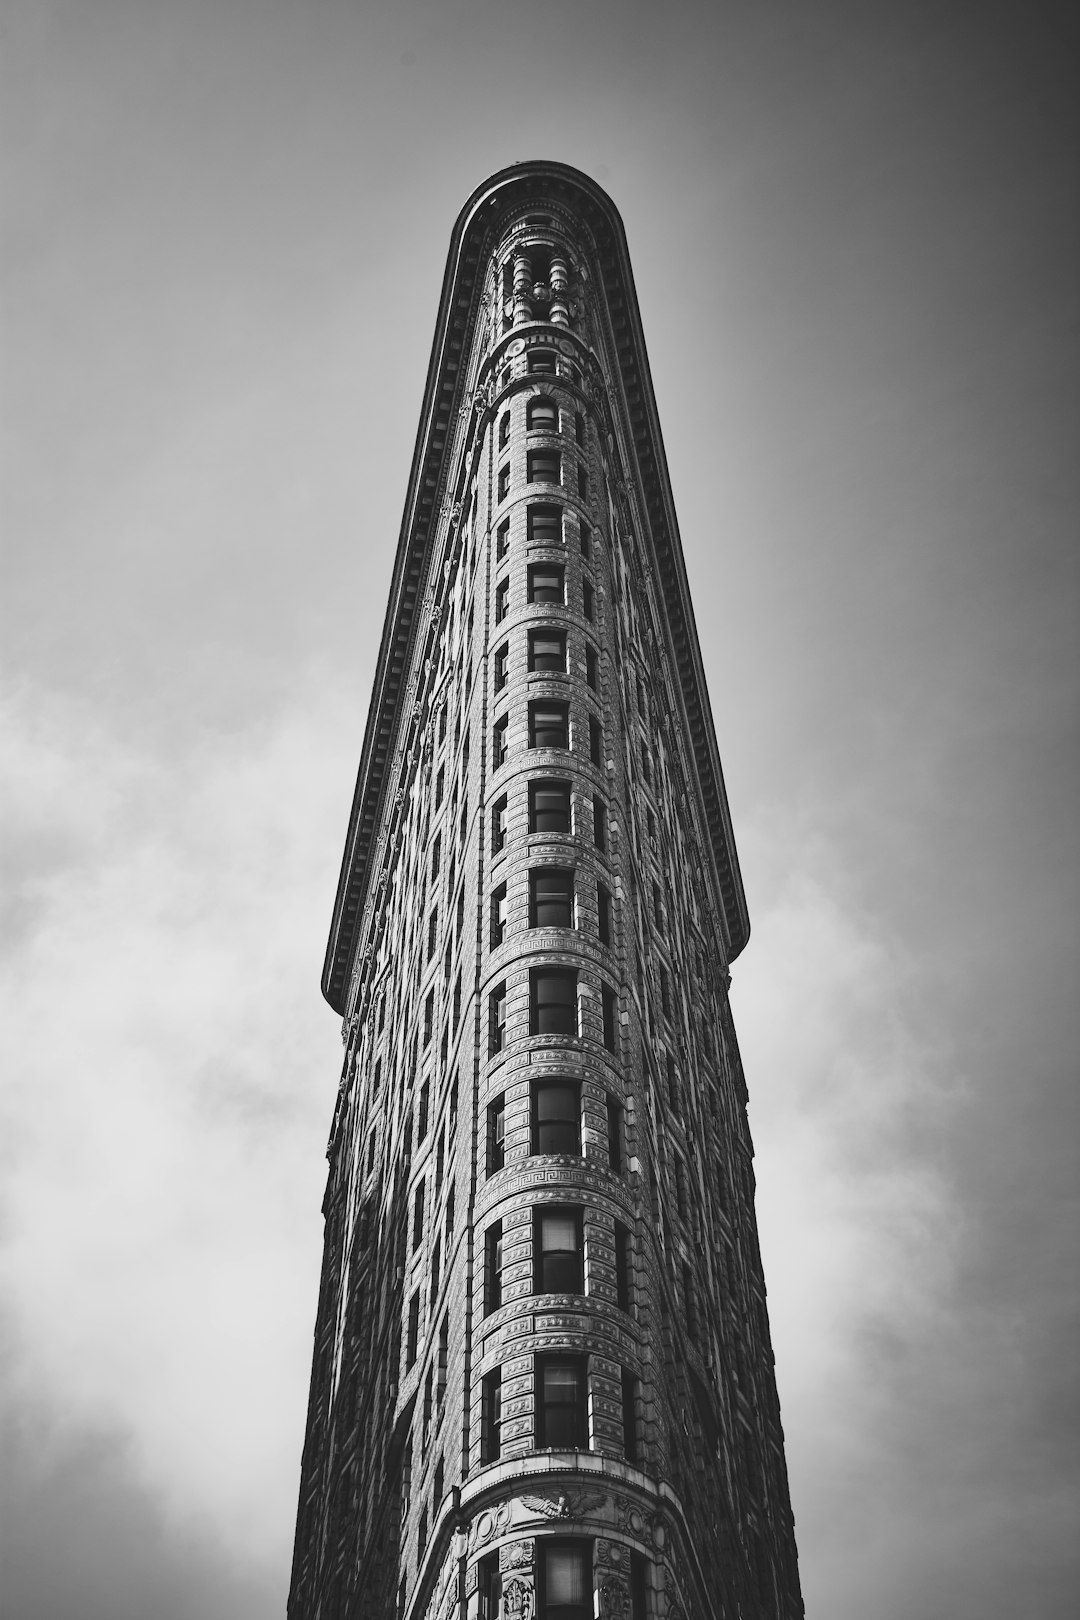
top-left (2, 2), bottom-right (1077, 1616)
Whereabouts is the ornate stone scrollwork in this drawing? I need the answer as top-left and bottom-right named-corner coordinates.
top-left (598, 1577), bottom-right (630, 1619)
top-left (500, 1538), bottom-right (534, 1571)
top-left (502, 1577), bottom-right (533, 1620)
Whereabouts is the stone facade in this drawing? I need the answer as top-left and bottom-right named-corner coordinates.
top-left (287, 163), bottom-right (803, 1620)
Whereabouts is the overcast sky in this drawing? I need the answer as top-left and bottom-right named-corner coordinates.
top-left (2, 2), bottom-right (1077, 1616)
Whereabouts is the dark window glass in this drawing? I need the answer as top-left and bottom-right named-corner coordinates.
top-left (615, 1221), bottom-right (631, 1311)
top-left (578, 466), bottom-right (589, 501)
top-left (602, 986), bottom-right (618, 1053)
top-left (533, 1080), bottom-right (581, 1155)
top-left (496, 518), bottom-right (510, 559)
top-left (589, 715), bottom-right (602, 765)
top-left (527, 396), bottom-right (558, 431)
top-left (585, 644), bottom-right (598, 690)
top-left (528, 504), bottom-right (562, 545)
top-left (495, 577), bottom-right (510, 622)
top-left (484, 1221), bottom-right (503, 1315)
top-left (530, 867), bottom-right (574, 929)
top-left (582, 579), bottom-right (594, 621)
top-left (540, 1542), bottom-right (592, 1620)
top-left (493, 715), bottom-right (509, 767)
top-left (607, 1095), bottom-right (624, 1172)
top-left (491, 883), bottom-right (508, 947)
top-left (574, 412), bottom-right (585, 447)
top-left (528, 563), bottom-right (565, 603)
top-left (531, 968), bottom-right (577, 1036)
top-left (487, 1095), bottom-right (506, 1173)
top-left (480, 1553), bottom-right (502, 1618)
top-left (630, 1553), bottom-right (648, 1620)
top-left (528, 350), bottom-right (556, 375)
top-left (534, 1207), bottom-right (584, 1294)
top-left (622, 1368), bottom-right (640, 1461)
top-left (536, 1356), bottom-right (587, 1448)
top-left (597, 883), bottom-right (612, 945)
top-left (498, 412), bottom-right (510, 448)
top-left (498, 463), bottom-right (510, 501)
top-left (490, 985), bottom-right (507, 1055)
top-left (529, 629), bottom-right (567, 672)
top-left (579, 519), bottom-right (591, 559)
top-left (494, 642), bottom-right (509, 692)
top-left (592, 795), bottom-right (606, 850)
top-left (530, 701), bottom-right (569, 749)
top-left (528, 449), bottom-right (561, 484)
top-left (480, 1370), bottom-right (502, 1463)
top-left (530, 779), bottom-right (571, 833)
top-left (492, 794), bottom-right (508, 853)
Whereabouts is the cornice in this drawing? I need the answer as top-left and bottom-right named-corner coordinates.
top-left (322, 161), bottom-right (749, 1013)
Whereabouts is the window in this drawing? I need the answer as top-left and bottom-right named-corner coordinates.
top-left (530, 867), bottom-right (574, 929)
top-left (602, 986), bottom-right (618, 1053)
top-left (531, 968), bottom-right (577, 1036)
top-left (597, 883), bottom-right (612, 946)
top-left (533, 1079), bottom-right (581, 1155)
top-left (592, 794), bottom-right (607, 851)
top-left (527, 395), bottom-right (558, 430)
top-left (579, 519), bottom-right (591, 559)
top-left (539, 1542), bottom-right (592, 1620)
top-left (494, 642), bottom-right (509, 692)
top-left (536, 1357), bottom-right (587, 1448)
top-left (530, 779), bottom-right (571, 833)
top-left (577, 466), bottom-right (589, 501)
top-left (615, 1221), bottom-right (632, 1310)
top-left (528, 449), bottom-right (561, 484)
top-left (534, 1206), bottom-right (583, 1293)
top-left (622, 1368), bottom-right (640, 1461)
top-left (412, 1180), bottom-right (425, 1250)
top-left (528, 628), bottom-right (566, 672)
top-left (493, 714), bottom-right (509, 768)
top-left (486, 1094), bottom-right (506, 1173)
top-left (496, 518), bottom-right (510, 559)
top-left (588, 715), bottom-right (602, 766)
top-left (582, 579), bottom-right (595, 621)
top-left (498, 412), bottom-right (510, 449)
top-left (528, 563), bottom-right (565, 604)
top-left (574, 411), bottom-right (585, 447)
top-left (607, 1095), bottom-right (624, 1172)
top-left (490, 883), bottom-right (508, 948)
top-left (495, 576), bottom-right (510, 622)
top-left (585, 644), bottom-right (598, 690)
top-left (479, 1553), bottom-right (502, 1618)
top-left (530, 701), bottom-right (569, 749)
top-left (491, 794), bottom-right (508, 853)
top-left (484, 1221), bottom-right (503, 1314)
top-left (489, 987), bottom-right (507, 1056)
top-left (630, 1553), bottom-right (648, 1620)
top-left (498, 463), bottom-right (510, 501)
top-left (528, 504), bottom-right (562, 545)
top-left (406, 1291), bottom-right (420, 1367)
top-left (528, 350), bottom-right (556, 375)
top-left (480, 1369), bottom-right (502, 1463)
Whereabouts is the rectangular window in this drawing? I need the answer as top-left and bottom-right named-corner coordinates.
top-left (498, 463), bottom-right (510, 502)
top-left (592, 794), bottom-right (607, 851)
top-left (487, 1094), bottom-right (506, 1174)
top-left (494, 641), bottom-right (509, 692)
top-left (585, 644), bottom-right (598, 690)
top-left (529, 867), bottom-right (574, 929)
top-left (479, 1553), bottom-right (502, 1619)
top-left (530, 701), bottom-right (569, 749)
top-left (597, 882), bottom-right (612, 946)
top-left (530, 779), bottom-right (571, 833)
top-left (498, 411), bottom-right (510, 449)
top-left (528, 628), bottom-right (567, 672)
top-left (539, 1542), bottom-right (592, 1620)
top-left (484, 1221), bottom-right (503, 1315)
top-left (582, 578), bottom-right (594, 621)
top-left (528, 396), bottom-right (558, 431)
top-left (489, 986), bottom-right (507, 1056)
top-left (412, 1180), bottom-right (425, 1251)
top-left (533, 1079), bottom-right (581, 1155)
top-left (495, 576), bottom-right (510, 623)
top-left (496, 518), bottom-right (510, 559)
top-left (528, 504), bottom-right (562, 545)
top-left (579, 518), bottom-right (591, 559)
top-left (531, 968), bottom-right (577, 1036)
top-left (577, 466), bottom-right (589, 501)
top-left (534, 1207), bottom-right (584, 1294)
top-left (528, 350), bottom-right (556, 375)
top-left (490, 882), bottom-right (508, 948)
top-left (536, 1356), bottom-right (588, 1447)
top-left (493, 714), bottom-right (509, 768)
top-left (492, 794), bottom-right (508, 853)
top-left (615, 1221), bottom-right (632, 1311)
top-left (621, 1368), bottom-right (640, 1461)
top-left (528, 449), bottom-right (561, 484)
top-left (602, 985), bottom-right (618, 1053)
top-left (587, 714), bottom-right (602, 767)
top-left (630, 1552), bottom-right (648, 1620)
top-left (528, 563), bottom-right (565, 604)
top-left (607, 1095), bottom-right (624, 1172)
top-left (480, 1369), bottom-right (502, 1464)
top-left (574, 411), bottom-right (585, 447)
top-left (406, 1291), bottom-right (420, 1368)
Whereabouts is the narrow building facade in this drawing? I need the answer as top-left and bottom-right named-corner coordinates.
top-left (288, 162), bottom-right (802, 1620)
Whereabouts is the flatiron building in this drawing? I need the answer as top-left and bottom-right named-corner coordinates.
top-left (288, 162), bottom-right (803, 1620)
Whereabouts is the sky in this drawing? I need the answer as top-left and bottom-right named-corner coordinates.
top-left (1, 1), bottom-right (1077, 1615)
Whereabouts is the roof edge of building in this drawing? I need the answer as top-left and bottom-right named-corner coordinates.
top-left (321, 161), bottom-right (750, 1013)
